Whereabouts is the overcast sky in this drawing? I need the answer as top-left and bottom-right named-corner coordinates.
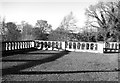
top-left (0, 0), bottom-right (115, 30)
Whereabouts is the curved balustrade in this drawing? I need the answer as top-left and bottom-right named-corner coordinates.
top-left (34, 40), bottom-right (120, 53)
top-left (2, 40), bottom-right (120, 53)
top-left (2, 40), bottom-right (35, 52)
top-left (34, 40), bottom-right (64, 51)
top-left (103, 42), bottom-right (120, 53)
top-left (65, 42), bottom-right (101, 53)
top-left (34, 40), bottom-right (103, 53)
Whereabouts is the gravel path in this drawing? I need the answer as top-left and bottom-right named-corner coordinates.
top-left (2, 51), bottom-right (119, 81)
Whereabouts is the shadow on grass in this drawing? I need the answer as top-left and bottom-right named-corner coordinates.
top-left (2, 48), bottom-right (40, 57)
top-left (2, 52), bottom-right (65, 62)
top-left (2, 50), bottom-right (70, 76)
top-left (11, 69), bottom-right (120, 75)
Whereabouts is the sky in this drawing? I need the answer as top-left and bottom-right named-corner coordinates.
top-left (0, 0), bottom-right (115, 30)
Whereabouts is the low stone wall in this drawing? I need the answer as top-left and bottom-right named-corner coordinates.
top-left (34, 40), bottom-right (120, 53)
top-left (3, 40), bottom-right (118, 54)
top-left (34, 40), bottom-right (65, 50)
top-left (2, 40), bottom-right (35, 51)
top-left (65, 42), bottom-right (104, 53)
top-left (103, 42), bottom-right (120, 53)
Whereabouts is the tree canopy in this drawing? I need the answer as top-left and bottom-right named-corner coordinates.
top-left (59, 12), bottom-right (78, 32)
top-left (48, 12), bottom-right (78, 41)
top-left (21, 22), bottom-right (33, 40)
top-left (32, 20), bottom-right (52, 40)
top-left (85, 1), bottom-right (120, 41)
top-left (4, 22), bottom-right (21, 41)
top-left (1, 1), bottom-right (120, 42)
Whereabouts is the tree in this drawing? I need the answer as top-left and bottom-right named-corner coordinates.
top-left (32, 20), bottom-right (52, 40)
top-left (5, 22), bottom-right (21, 41)
top-left (32, 27), bottom-right (48, 40)
top-left (48, 29), bottom-right (70, 41)
top-left (85, 1), bottom-right (120, 41)
top-left (77, 31), bottom-right (97, 42)
top-left (49, 12), bottom-right (78, 41)
top-left (0, 17), bottom-right (9, 41)
top-left (21, 22), bottom-right (33, 40)
top-left (59, 12), bottom-right (77, 32)
top-left (35, 20), bottom-right (52, 34)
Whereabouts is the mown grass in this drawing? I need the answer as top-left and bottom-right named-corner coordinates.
top-left (2, 51), bottom-right (119, 81)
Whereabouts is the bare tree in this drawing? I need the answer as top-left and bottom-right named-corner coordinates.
top-left (59, 12), bottom-right (77, 32)
top-left (85, 1), bottom-right (120, 41)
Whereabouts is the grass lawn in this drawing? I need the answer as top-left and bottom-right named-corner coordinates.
top-left (2, 51), bottom-right (119, 81)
